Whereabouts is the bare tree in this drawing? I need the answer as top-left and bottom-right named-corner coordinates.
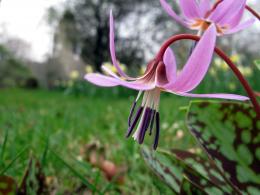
top-left (55, 0), bottom-right (167, 71)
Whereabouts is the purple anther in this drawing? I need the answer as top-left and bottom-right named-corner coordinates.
top-left (153, 112), bottom-right (160, 150)
top-left (144, 108), bottom-right (153, 132)
top-left (138, 107), bottom-right (150, 144)
top-left (128, 101), bottom-right (137, 127)
top-left (149, 110), bottom-right (156, 135)
top-left (125, 106), bottom-right (143, 138)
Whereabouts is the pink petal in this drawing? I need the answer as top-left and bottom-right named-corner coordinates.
top-left (179, 0), bottom-right (201, 19)
top-left (156, 48), bottom-right (177, 88)
top-left (109, 11), bottom-right (134, 80)
top-left (163, 47), bottom-right (177, 84)
top-left (225, 19), bottom-right (255, 34)
top-left (85, 73), bottom-right (154, 90)
top-left (168, 91), bottom-right (249, 101)
top-left (223, 7), bottom-right (244, 28)
top-left (217, 0), bottom-right (246, 27)
top-left (208, 0), bottom-right (234, 22)
top-left (85, 73), bottom-right (118, 87)
top-left (167, 25), bottom-right (217, 92)
top-left (155, 62), bottom-right (168, 87)
top-left (160, 0), bottom-right (189, 28)
top-left (102, 65), bottom-right (120, 79)
top-left (198, 0), bottom-right (211, 17)
top-left (208, 0), bottom-right (241, 22)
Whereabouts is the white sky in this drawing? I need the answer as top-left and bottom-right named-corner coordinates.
top-left (0, 0), bottom-right (66, 62)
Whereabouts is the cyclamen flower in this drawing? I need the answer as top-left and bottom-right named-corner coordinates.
top-left (160, 0), bottom-right (255, 35)
top-left (85, 12), bottom-right (248, 150)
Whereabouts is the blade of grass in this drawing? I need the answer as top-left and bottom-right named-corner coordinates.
top-left (0, 128), bottom-right (8, 166)
top-left (50, 150), bottom-right (99, 193)
top-left (73, 157), bottom-right (92, 171)
top-left (91, 171), bottom-right (101, 195)
top-left (41, 139), bottom-right (49, 167)
top-left (178, 106), bottom-right (189, 111)
top-left (0, 146), bottom-right (28, 175)
top-left (73, 157), bottom-right (102, 195)
top-left (101, 173), bottom-right (121, 194)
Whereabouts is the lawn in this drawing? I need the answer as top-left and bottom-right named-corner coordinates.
top-left (0, 88), bottom-right (197, 194)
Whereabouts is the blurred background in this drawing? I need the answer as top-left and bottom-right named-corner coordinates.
top-left (0, 0), bottom-right (259, 194)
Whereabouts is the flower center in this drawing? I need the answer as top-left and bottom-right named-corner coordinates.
top-left (126, 88), bottom-right (161, 150)
top-left (191, 19), bottom-right (228, 34)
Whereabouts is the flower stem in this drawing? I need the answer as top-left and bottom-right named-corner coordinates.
top-left (211, 0), bottom-right (223, 11)
top-left (204, 0), bottom-right (223, 17)
top-left (246, 5), bottom-right (260, 21)
top-left (156, 34), bottom-right (260, 118)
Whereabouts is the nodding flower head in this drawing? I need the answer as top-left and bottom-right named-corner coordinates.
top-left (84, 11), bottom-right (248, 150)
top-left (160, 0), bottom-right (255, 35)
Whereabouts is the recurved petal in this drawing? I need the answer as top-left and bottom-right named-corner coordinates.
top-left (222, 7), bottom-right (244, 28)
top-left (110, 11), bottom-right (134, 80)
top-left (102, 65), bottom-right (120, 79)
top-left (198, 0), bottom-right (211, 17)
top-left (167, 24), bottom-right (217, 92)
top-left (163, 47), bottom-right (177, 84)
top-left (160, 0), bottom-right (189, 27)
top-left (179, 0), bottom-right (201, 19)
top-left (225, 18), bottom-right (255, 34)
top-left (167, 91), bottom-right (249, 101)
top-left (85, 73), bottom-right (155, 90)
top-left (217, 0), bottom-right (246, 26)
top-left (155, 62), bottom-right (168, 87)
top-left (208, 0), bottom-right (237, 22)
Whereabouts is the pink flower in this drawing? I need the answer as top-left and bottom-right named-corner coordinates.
top-left (160, 0), bottom-right (255, 35)
top-left (84, 12), bottom-right (248, 149)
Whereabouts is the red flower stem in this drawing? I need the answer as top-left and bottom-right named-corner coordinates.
top-left (156, 34), bottom-right (260, 118)
top-left (205, 0), bottom-right (222, 17)
top-left (211, 0), bottom-right (223, 11)
top-left (246, 5), bottom-right (260, 21)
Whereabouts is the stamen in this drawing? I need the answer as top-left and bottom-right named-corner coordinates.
top-left (129, 89), bottom-right (162, 148)
top-left (128, 91), bottom-right (143, 127)
top-left (128, 101), bottom-right (137, 127)
top-left (138, 107), bottom-right (151, 144)
top-left (125, 106), bottom-right (143, 138)
top-left (153, 112), bottom-right (160, 150)
top-left (144, 108), bottom-right (153, 132)
top-left (149, 110), bottom-right (156, 135)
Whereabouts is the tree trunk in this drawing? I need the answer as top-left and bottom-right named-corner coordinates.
top-left (93, 26), bottom-right (104, 72)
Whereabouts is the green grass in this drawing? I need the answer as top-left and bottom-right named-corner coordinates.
top-left (0, 88), bottom-right (196, 194)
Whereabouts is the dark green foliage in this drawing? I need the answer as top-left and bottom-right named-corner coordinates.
top-left (0, 45), bottom-right (31, 88)
top-left (170, 149), bottom-right (233, 194)
top-left (255, 60), bottom-right (260, 71)
top-left (141, 101), bottom-right (260, 194)
top-left (141, 146), bottom-right (229, 194)
top-left (187, 101), bottom-right (260, 194)
top-left (180, 178), bottom-right (206, 195)
top-left (141, 147), bottom-right (183, 193)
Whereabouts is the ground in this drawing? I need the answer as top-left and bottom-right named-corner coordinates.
top-left (0, 88), bottom-right (196, 194)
